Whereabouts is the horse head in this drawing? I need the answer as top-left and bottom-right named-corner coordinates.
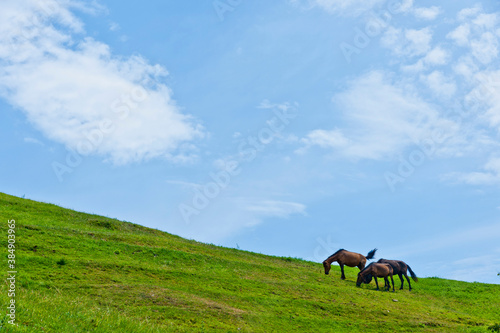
top-left (356, 272), bottom-right (373, 286)
top-left (356, 272), bottom-right (363, 286)
top-left (322, 261), bottom-right (331, 275)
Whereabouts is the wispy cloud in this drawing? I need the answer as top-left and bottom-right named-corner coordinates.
top-left (390, 223), bottom-right (500, 283)
top-left (445, 253), bottom-right (500, 283)
top-left (298, 70), bottom-right (460, 160)
top-left (443, 156), bottom-right (500, 186)
top-left (244, 200), bottom-right (307, 220)
top-left (109, 21), bottom-right (120, 31)
top-left (296, 3), bottom-right (500, 186)
top-left (296, 129), bottom-right (349, 154)
top-left (389, 222), bottom-right (500, 258)
top-left (421, 70), bottom-right (457, 99)
top-left (381, 27), bottom-right (434, 58)
top-left (0, 0), bottom-right (204, 165)
top-left (291, 0), bottom-right (440, 22)
top-left (24, 137), bottom-right (45, 146)
top-left (413, 6), bottom-right (441, 20)
top-left (170, 197), bottom-right (307, 242)
top-left (165, 180), bottom-right (202, 190)
top-left (288, 0), bottom-right (384, 17)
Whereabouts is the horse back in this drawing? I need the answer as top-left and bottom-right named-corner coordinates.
top-left (339, 250), bottom-right (364, 266)
top-left (378, 259), bottom-right (407, 274)
top-left (373, 263), bottom-right (392, 276)
top-left (395, 260), bottom-right (408, 273)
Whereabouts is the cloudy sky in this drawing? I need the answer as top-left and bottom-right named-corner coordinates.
top-left (1, 0), bottom-right (500, 284)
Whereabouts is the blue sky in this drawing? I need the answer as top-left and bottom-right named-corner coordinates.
top-left (1, 0), bottom-right (500, 284)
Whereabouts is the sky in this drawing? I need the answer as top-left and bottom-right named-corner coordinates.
top-left (1, 0), bottom-right (500, 284)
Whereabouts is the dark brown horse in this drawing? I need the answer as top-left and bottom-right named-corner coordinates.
top-left (323, 248), bottom-right (377, 280)
top-left (356, 262), bottom-right (395, 291)
top-left (377, 259), bottom-right (418, 291)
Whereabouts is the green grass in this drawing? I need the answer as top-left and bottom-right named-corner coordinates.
top-left (0, 192), bottom-right (499, 332)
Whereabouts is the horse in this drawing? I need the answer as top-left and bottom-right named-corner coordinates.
top-left (356, 262), bottom-right (395, 292)
top-left (323, 248), bottom-right (377, 280)
top-left (377, 259), bottom-right (418, 291)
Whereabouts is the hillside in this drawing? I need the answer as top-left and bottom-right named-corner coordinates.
top-left (0, 192), bottom-right (499, 332)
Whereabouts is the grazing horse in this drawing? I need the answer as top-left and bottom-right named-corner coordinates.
top-left (356, 263), bottom-right (395, 291)
top-left (323, 248), bottom-right (377, 280)
top-left (377, 259), bottom-right (418, 291)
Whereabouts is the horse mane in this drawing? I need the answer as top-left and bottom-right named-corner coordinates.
top-left (359, 262), bottom-right (374, 274)
top-left (326, 248), bottom-right (345, 260)
top-left (359, 263), bottom-right (374, 283)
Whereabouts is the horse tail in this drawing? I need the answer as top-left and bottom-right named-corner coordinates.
top-left (365, 248), bottom-right (377, 260)
top-left (408, 265), bottom-right (418, 282)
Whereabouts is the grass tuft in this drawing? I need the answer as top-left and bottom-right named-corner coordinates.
top-left (56, 258), bottom-right (67, 266)
top-left (489, 323), bottom-right (500, 332)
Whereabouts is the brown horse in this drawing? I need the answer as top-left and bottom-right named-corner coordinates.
top-left (356, 262), bottom-right (395, 291)
top-left (323, 248), bottom-right (377, 280)
top-left (377, 259), bottom-right (418, 291)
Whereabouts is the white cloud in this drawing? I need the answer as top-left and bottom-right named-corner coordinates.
top-left (381, 27), bottom-right (433, 58)
top-left (458, 5), bottom-right (482, 21)
top-left (444, 157), bottom-right (500, 185)
top-left (403, 46), bottom-right (450, 72)
top-left (423, 46), bottom-right (449, 65)
top-left (165, 180), bottom-right (203, 190)
top-left (0, 0), bottom-right (203, 165)
top-left (473, 13), bottom-right (498, 29)
top-left (470, 32), bottom-right (498, 64)
top-left (315, 0), bottom-right (439, 21)
top-left (447, 24), bottom-right (471, 47)
top-left (289, 0), bottom-right (384, 16)
top-left (244, 200), bottom-right (307, 220)
top-left (380, 26), bottom-right (400, 47)
top-left (109, 22), bottom-right (120, 31)
top-left (299, 129), bottom-right (349, 151)
top-left (413, 6), bottom-right (440, 20)
top-left (24, 137), bottom-right (45, 146)
top-left (448, 8), bottom-right (500, 66)
top-left (422, 71), bottom-right (457, 99)
top-left (465, 69), bottom-right (500, 129)
top-left (299, 71), bottom-right (461, 160)
top-left (301, 3), bottom-right (500, 182)
top-left (405, 28), bottom-right (433, 56)
top-left (453, 57), bottom-right (478, 79)
top-left (395, 0), bottom-right (413, 13)
top-left (385, 5), bottom-right (500, 76)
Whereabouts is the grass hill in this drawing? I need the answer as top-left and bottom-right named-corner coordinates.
top-left (1, 192), bottom-right (499, 332)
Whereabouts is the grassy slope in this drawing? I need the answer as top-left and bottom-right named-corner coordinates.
top-left (0, 192), bottom-right (499, 333)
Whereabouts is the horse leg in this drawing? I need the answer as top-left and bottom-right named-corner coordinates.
top-left (390, 275), bottom-right (395, 292)
top-left (374, 277), bottom-right (379, 291)
top-left (340, 263), bottom-right (345, 280)
top-left (399, 273), bottom-right (404, 290)
top-left (384, 277), bottom-right (390, 291)
top-left (404, 273), bottom-right (412, 291)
